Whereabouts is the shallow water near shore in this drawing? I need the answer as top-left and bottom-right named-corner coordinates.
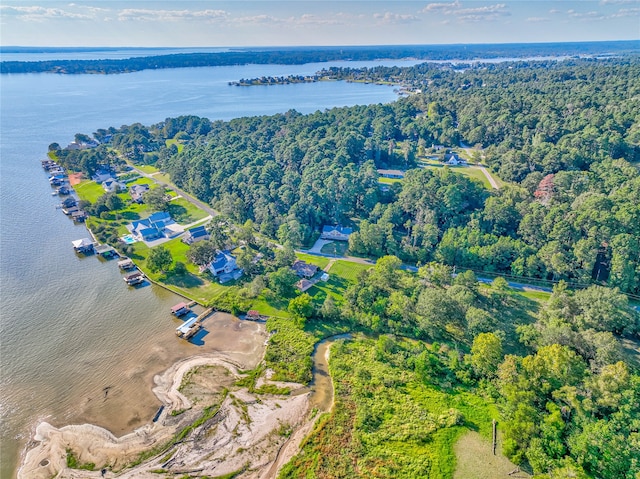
top-left (0, 58), bottom-right (402, 478)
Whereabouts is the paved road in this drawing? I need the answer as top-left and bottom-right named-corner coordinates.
top-left (475, 165), bottom-right (500, 190)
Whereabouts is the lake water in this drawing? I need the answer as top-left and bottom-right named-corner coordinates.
top-left (0, 59), bottom-right (405, 478)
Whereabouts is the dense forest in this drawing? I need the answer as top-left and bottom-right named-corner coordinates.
top-left (53, 57), bottom-right (640, 296)
top-left (2, 40), bottom-right (639, 74)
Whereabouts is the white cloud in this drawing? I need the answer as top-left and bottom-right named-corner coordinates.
top-left (421, 1), bottom-right (510, 22)
top-left (527, 16), bottom-right (550, 23)
top-left (117, 8), bottom-right (228, 23)
top-left (373, 12), bottom-right (420, 24)
top-left (422, 1), bottom-right (461, 13)
top-left (610, 7), bottom-right (640, 16)
top-left (599, 0), bottom-right (640, 5)
top-left (0, 5), bottom-right (93, 21)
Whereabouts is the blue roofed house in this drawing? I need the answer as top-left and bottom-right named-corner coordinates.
top-left (130, 211), bottom-right (173, 242)
top-left (207, 250), bottom-right (243, 283)
top-left (321, 225), bottom-right (353, 242)
top-left (183, 225), bottom-right (210, 245)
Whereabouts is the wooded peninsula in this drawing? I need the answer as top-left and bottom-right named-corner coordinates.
top-left (47, 54), bottom-right (639, 479)
top-left (2, 40), bottom-right (639, 74)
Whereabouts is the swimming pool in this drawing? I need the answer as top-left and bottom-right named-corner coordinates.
top-left (122, 234), bottom-right (136, 244)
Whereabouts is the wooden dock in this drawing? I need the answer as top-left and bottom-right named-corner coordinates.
top-left (176, 308), bottom-right (214, 340)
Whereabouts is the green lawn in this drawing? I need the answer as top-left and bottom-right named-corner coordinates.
top-left (167, 197), bottom-right (209, 224)
top-left (137, 165), bottom-right (160, 174)
top-left (74, 180), bottom-right (107, 203)
top-left (166, 139), bottom-right (185, 153)
top-left (128, 177), bottom-right (154, 187)
top-left (295, 252), bottom-right (330, 269)
top-left (307, 260), bottom-right (373, 303)
top-left (320, 241), bottom-right (349, 257)
top-left (379, 177), bottom-right (403, 185)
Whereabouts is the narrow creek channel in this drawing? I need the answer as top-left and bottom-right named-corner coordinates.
top-left (307, 334), bottom-right (352, 412)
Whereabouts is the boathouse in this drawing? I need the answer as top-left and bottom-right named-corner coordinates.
top-left (124, 271), bottom-right (145, 285)
top-left (171, 302), bottom-right (191, 317)
top-left (72, 238), bottom-right (94, 254)
top-left (95, 244), bottom-right (119, 259)
top-left (118, 258), bottom-right (136, 270)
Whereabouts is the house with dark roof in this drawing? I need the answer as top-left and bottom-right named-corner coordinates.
top-left (102, 178), bottom-right (126, 193)
top-left (377, 169), bottom-right (405, 179)
top-left (183, 225), bottom-right (210, 245)
top-left (291, 260), bottom-right (318, 278)
top-left (129, 184), bottom-right (150, 203)
top-left (321, 225), bottom-right (353, 242)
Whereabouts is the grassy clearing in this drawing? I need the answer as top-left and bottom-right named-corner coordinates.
top-left (74, 179), bottom-right (107, 203)
top-left (319, 241), bottom-right (349, 256)
top-left (137, 164), bottom-right (160, 174)
top-left (167, 197), bottom-right (209, 223)
top-left (265, 317), bottom-right (316, 383)
top-left (453, 431), bottom-right (529, 479)
top-left (379, 177), bottom-right (403, 185)
top-left (279, 337), bottom-right (497, 479)
top-left (165, 139), bottom-right (185, 153)
top-left (306, 260), bottom-right (372, 304)
top-left (295, 252), bottom-right (330, 269)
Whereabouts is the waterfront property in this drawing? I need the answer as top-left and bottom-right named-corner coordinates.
top-left (175, 315), bottom-right (201, 339)
top-left (123, 271), bottom-right (145, 286)
top-left (321, 225), bottom-right (353, 241)
top-left (95, 244), bottom-right (119, 259)
top-left (183, 225), bottom-right (210, 245)
top-left (129, 211), bottom-right (174, 242)
top-left (207, 250), bottom-right (243, 283)
top-left (102, 178), bottom-right (126, 192)
top-left (129, 184), bottom-right (150, 203)
top-left (171, 302), bottom-right (191, 317)
top-left (72, 238), bottom-right (94, 254)
top-left (117, 258), bottom-right (136, 270)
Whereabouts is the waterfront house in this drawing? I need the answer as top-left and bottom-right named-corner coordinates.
top-left (129, 184), bottom-right (150, 203)
top-left (183, 225), bottom-right (210, 245)
top-left (102, 178), bottom-right (126, 193)
top-left (91, 170), bottom-right (113, 183)
top-left (130, 211), bottom-right (173, 241)
top-left (321, 225), bottom-right (353, 242)
top-left (72, 238), bottom-right (94, 254)
top-left (291, 260), bottom-right (318, 278)
top-left (207, 250), bottom-right (243, 283)
top-left (207, 250), bottom-right (237, 276)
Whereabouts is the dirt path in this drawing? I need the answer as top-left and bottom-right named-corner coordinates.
top-left (475, 165), bottom-right (500, 189)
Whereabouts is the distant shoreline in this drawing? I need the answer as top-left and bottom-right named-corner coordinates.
top-left (2, 40), bottom-right (638, 75)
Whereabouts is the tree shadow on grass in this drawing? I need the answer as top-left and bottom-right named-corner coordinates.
top-left (120, 211), bottom-right (141, 221)
top-left (167, 204), bottom-right (191, 223)
top-left (162, 272), bottom-right (204, 288)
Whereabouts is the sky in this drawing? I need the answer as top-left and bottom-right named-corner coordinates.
top-left (0, 1), bottom-right (638, 47)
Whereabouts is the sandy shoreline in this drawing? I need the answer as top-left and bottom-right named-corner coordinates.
top-left (17, 316), bottom-right (319, 479)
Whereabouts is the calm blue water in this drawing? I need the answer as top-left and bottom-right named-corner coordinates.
top-left (0, 60), bottom-right (403, 478)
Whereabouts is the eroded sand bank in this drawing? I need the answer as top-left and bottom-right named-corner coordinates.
top-left (18, 313), bottom-right (319, 479)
